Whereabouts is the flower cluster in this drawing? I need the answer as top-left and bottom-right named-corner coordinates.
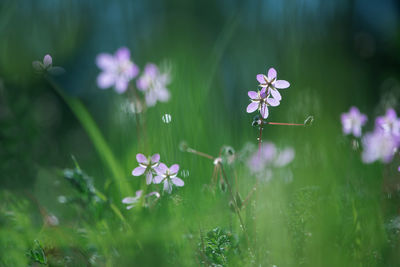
top-left (123, 153), bottom-right (185, 209)
top-left (96, 47), bottom-right (171, 108)
top-left (246, 142), bottom-right (295, 181)
top-left (247, 67), bottom-right (290, 119)
top-left (341, 107), bottom-right (400, 164)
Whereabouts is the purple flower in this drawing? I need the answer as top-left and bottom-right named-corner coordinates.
top-left (362, 130), bottom-right (399, 163)
top-left (132, 153), bottom-right (160, 184)
top-left (246, 88), bottom-right (280, 119)
top-left (375, 108), bottom-right (400, 137)
top-left (153, 163), bottom-right (184, 194)
top-left (274, 147), bottom-right (295, 167)
top-left (136, 63), bottom-right (171, 107)
top-left (32, 54), bottom-right (65, 75)
top-left (341, 107), bottom-right (367, 137)
top-left (247, 143), bottom-right (295, 181)
top-left (256, 67), bottom-right (290, 101)
top-left (122, 190), bottom-right (143, 209)
top-left (247, 143), bottom-right (277, 173)
top-left (96, 47), bottom-right (139, 94)
top-left (122, 190), bottom-right (160, 210)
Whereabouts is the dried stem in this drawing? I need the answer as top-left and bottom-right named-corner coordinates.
top-left (186, 148), bottom-right (214, 160)
top-left (241, 182), bottom-right (258, 210)
top-left (264, 121), bottom-right (305, 126)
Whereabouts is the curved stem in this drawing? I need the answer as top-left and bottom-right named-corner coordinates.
top-left (45, 77), bottom-right (129, 196)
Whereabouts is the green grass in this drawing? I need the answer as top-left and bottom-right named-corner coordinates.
top-left (1, 1), bottom-right (400, 266)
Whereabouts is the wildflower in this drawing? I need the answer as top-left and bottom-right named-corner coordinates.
top-left (154, 163), bottom-right (184, 194)
top-left (247, 143), bottom-right (277, 173)
top-left (96, 47), bottom-right (139, 94)
top-left (362, 130), bottom-right (399, 163)
top-left (341, 106), bottom-right (367, 137)
top-left (32, 54), bottom-right (65, 75)
top-left (274, 147), bottom-right (295, 167)
top-left (136, 63), bottom-right (171, 107)
top-left (246, 88), bottom-right (280, 119)
top-left (375, 108), bottom-right (400, 137)
top-left (246, 143), bottom-right (295, 181)
top-left (122, 190), bottom-right (160, 210)
top-left (256, 67), bottom-right (290, 101)
top-left (132, 153), bottom-right (160, 184)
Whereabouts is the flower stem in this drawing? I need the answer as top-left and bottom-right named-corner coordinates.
top-left (264, 121), bottom-right (305, 126)
top-left (45, 77), bottom-right (130, 196)
top-left (258, 126), bottom-right (263, 155)
top-left (186, 147), bottom-right (215, 160)
top-left (219, 163), bottom-right (251, 246)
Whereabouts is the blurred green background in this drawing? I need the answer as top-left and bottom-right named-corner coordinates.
top-left (1, 0), bottom-right (400, 266)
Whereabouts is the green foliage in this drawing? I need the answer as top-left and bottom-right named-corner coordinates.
top-left (200, 227), bottom-right (239, 266)
top-left (27, 240), bottom-right (47, 265)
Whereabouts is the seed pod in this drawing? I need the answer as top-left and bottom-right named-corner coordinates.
top-left (304, 115), bottom-right (314, 126)
top-left (219, 177), bottom-right (227, 192)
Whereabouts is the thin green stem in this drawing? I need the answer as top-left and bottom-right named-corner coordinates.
top-left (45, 77), bottom-right (129, 196)
top-left (219, 163), bottom-right (251, 246)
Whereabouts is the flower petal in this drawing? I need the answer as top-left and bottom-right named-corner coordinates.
top-left (163, 180), bottom-right (173, 194)
top-left (155, 163), bottom-right (168, 174)
top-left (260, 87), bottom-right (267, 98)
top-left (153, 175), bottom-right (164, 184)
top-left (43, 54), bottom-right (52, 68)
top-left (115, 47), bottom-right (131, 61)
top-left (132, 166), bottom-right (146, 176)
top-left (270, 89), bottom-right (282, 101)
top-left (256, 74), bottom-right (265, 84)
top-left (96, 53), bottom-right (114, 69)
top-left (122, 196), bottom-right (138, 204)
top-left (171, 177), bottom-right (184, 187)
top-left (274, 80), bottom-right (290, 89)
top-left (156, 87), bottom-right (170, 102)
top-left (136, 190), bottom-right (143, 197)
top-left (260, 104), bottom-right (269, 119)
top-left (146, 172), bottom-right (153, 185)
top-left (268, 68), bottom-right (277, 80)
top-left (151, 154), bottom-right (160, 163)
top-left (136, 153), bottom-right (148, 164)
top-left (97, 72), bottom-right (115, 89)
top-left (247, 102), bottom-right (259, 113)
top-left (114, 78), bottom-right (128, 94)
top-left (248, 91), bottom-right (258, 99)
top-left (169, 164), bottom-right (179, 174)
top-left (267, 97), bottom-right (280, 107)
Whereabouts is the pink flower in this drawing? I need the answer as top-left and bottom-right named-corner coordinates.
top-left (246, 88), bottom-right (280, 119)
top-left (132, 153), bottom-right (160, 184)
top-left (256, 67), bottom-right (290, 101)
top-left (362, 130), bottom-right (399, 163)
top-left (375, 108), bottom-right (400, 137)
top-left (153, 163), bottom-right (184, 194)
top-left (122, 190), bottom-right (160, 210)
top-left (136, 63), bottom-right (171, 107)
top-left (341, 106), bottom-right (367, 137)
top-left (247, 143), bottom-right (295, 179)
top-left (96, 47), bottom-right (139, 94)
